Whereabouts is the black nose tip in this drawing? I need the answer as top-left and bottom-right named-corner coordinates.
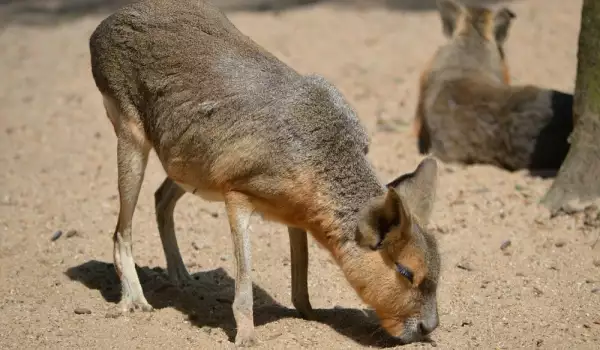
top-left (418, 320), bottom-right (437, 336)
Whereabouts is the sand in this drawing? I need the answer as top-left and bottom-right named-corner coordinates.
top-left (1, 0), bottom-right (599, 349)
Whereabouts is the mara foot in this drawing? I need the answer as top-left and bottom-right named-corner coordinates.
top-left (234, 331), bottom-right (258, 348)
top-left (118, 297), bottom-right (153, 313)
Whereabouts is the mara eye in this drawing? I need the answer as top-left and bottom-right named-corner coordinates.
top-left (395, 263), bottom-right (414, 284)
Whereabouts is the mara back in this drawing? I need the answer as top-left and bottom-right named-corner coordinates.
top-left (90, 0), bottom-right (371, 207)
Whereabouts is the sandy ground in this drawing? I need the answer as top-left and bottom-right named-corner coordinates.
top-left (1, 0), bottom-right (599, 349)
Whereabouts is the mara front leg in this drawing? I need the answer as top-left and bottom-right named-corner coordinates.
top-left (112, 135), bottom-right (153, 312)
top-left (103, 93), bottom-right (154, 313)
top-left (224, 192), bottom-right (257, 347)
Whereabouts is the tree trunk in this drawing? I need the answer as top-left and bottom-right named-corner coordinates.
top-left (541, 0), bottom-right (600, 215)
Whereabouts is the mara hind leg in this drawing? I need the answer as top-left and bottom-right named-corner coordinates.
top-left (154, 177), bottom-right (193, 286)
top-left (288, 227), bottom-right (316, 320)
top-left (104, 95), bottom-right (153, 312)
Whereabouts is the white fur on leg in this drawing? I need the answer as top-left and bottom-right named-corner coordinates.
top-left (107, 97), bottom-right (153, 314)
top-left (225, 194), bottom-right (257, 347)
top-left (114, 232), bottom-right (153, 312)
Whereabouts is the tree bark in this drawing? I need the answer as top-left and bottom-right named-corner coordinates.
top-left (541, 0), bottom-right (600, 215)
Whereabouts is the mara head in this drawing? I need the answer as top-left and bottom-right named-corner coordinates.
top-left (352, 157), bottom-right (441, 344)
top-left (436, 0), bottom-right (516, 83)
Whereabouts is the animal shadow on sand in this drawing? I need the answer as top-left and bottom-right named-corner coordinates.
top-left (65, 260), bottom-right (414, 347)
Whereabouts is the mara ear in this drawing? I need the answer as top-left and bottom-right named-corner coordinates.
top-left (387, 157), bottom-right (439, 225)
top-left (437, 0), bottom-right (462, 38)
top-left (356, 186), bottom-right (412, 251)
top-left (494, 8), bottom-right (516, 44)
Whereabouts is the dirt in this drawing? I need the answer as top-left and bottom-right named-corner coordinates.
top-left (1, 0), bottom-right (599, 349)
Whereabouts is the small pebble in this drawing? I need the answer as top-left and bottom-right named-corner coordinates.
top-left (105, 311), bottom-right (122, 318)
top-left (593, 260), bottom-right (600, 267)
top-left (473, 187), bottom-right (489, 194)
top-left (500, 240), bottom-right (512, 250)
top-left (265, 332), bottom-right (284, 341)
top-left (450, 199), bottom-right (465, 206)
top-left (74, 307), bottom-right (91, 315)
top-left (554, 240), bottom-right (566, 248)
top-left (50, 230), bottom-right (63, 241)
top-left (434, 225), bottom-right (449, 234)
top-left (66, 229), bottom-right (78, 238)
top-left (191, 242), bottom-right (200, 250)
top-left (534, 217), bottom-right (546, 225)
top-left (1, 195), bottom-right (14, 205)
top-left (375, 118), bottom-right (402, 132)
top-left (592, 288), bottom-right (600, 294)
top-left (456, 263), bottom-right (473, 271)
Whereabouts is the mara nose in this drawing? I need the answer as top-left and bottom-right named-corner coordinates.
top-left (418, 316), bottom-right (439, 336)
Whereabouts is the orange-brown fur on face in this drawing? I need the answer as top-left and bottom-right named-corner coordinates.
top-left (350, 158), bottom-right (441, 339)
top-left (90, 0), bottom-right (441, 344)
top-left (413, 0), bottom-right (573, 171)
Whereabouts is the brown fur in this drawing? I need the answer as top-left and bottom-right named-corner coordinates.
top-left (414, 0), bottom-right (573, 172)
top-left (89, 0), bottom-right (441, 346)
